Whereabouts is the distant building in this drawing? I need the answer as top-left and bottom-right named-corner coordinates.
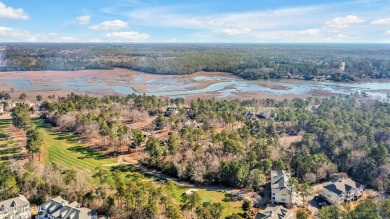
top-left (23, 101), bottom-right (35, 108)
top-left (339, 62), bottom-right (346, 72)
top-left (8, 101), bottom-right (16, 110)
top-left (0, 195), bottom-right (31, 219)
top-left (243, 112), bottom-right (257, 120)
top-left (255, 205), bottom-right (293, 219)
top-left (257, 112), bottom-right (268, 119)
top-left (183, 120), bottom-right (202, 129)
top-left (37, 196), bottom-right (97, 219)
top-left (0, 103), bottom-right (3, 114)
top-left (321, 178), bottom-right (363, 206)
top-left (164, 107), bottom-right (178, 117)
top-left (271, 170), bottom-right (301, 205)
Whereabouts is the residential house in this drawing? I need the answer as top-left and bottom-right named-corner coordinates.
top-left (257, 112), bottom-right (268, 119)
top-left (0, 103), bottom-right (3, 114)
top-left (164, 107), bottom-right (178, 117)
top-left (243, 112), bottom-right (257, 120)
top-left (23, 101), bottom-right (35, 109)
top-left (255, 205), bottom-right (293, 219)
top-left (321, 178), bottom-right (363, 206)
top-left (183, 120), bottom-right (200, 129)
top-left (339, 62), bottom-right (346, 72)
top-left (0, 195), bottom-right (31, 219)
top-left (271, 170), bottom-right (301, 206)
top-left (37, 196), bottom-right (97, 219)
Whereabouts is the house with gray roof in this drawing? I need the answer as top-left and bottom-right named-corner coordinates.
top-left (321, 178), bottom-right (363, 205)
top-left (0, 195), bottom-right (31, 219)
top-left (271, 170), bottom-right (301, 206)
top-left (37, 196), bottom-right (97, 219)
top-left (255, 205), bottom-right (293, 219)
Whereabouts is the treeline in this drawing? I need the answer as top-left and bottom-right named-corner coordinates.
top-left (144, 96), bottom-right (390, 193)
top-left (11, 103), bottom-right (43, 160)
top-left (2, 44), bottom-right (390, 80)
top-left (317, 199), bottom-right (390, 219)
top-left (0, 159), bottom-right (202, 218)
top-left (37, 92), bottom-right (390, 194)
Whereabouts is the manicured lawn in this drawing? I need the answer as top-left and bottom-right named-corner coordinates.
top-left (172, 184), bottom-right (243, 218)
top-left (33, 119), bottom-right (118, 170)
top-left (0, 119), bottom-right (25, 161)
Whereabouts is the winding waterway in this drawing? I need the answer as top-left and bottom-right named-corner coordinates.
top-left (1, 76), bottom-right (389, 100)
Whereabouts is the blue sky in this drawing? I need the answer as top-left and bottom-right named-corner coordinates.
top-left (1, 0), bottom-right (390, 42)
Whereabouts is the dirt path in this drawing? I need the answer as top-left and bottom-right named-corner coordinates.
top-left (103, 155), bottom-right (131, 167)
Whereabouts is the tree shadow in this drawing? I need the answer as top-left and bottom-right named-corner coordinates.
top-left (110, 164), bottom-right (156, 179)
top-left (0, 153), bottom-right (25, 161)
top-left (68, 146), bottom-right (108, 160)
top-left (0, 133), bottom-right (9, 140)
top-left (0, 147), bottom-right (18, 155)
top-left (53, 132), bottom-right (80, 143)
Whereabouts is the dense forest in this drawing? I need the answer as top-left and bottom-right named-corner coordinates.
top-left (1, 91), bottom-right (390, 218)
top-left (2, 44), bottom-right (390, 81)
top-left (32, 93), bottom-right (390, 193)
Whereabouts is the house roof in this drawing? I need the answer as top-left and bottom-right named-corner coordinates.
top-left (39, 196), bottom-right (96, 219)
top-left (0, 195), bottom-right (30, 211)
top-left (324, 178), bottom-right (363, 195)
top-left (323, 184), bottom-right (344, 195)
top-left (255, 205), bottom-right (293, 219)
top-left (271, 170), bottom-right (291, 192)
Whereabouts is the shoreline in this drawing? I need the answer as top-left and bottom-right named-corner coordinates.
top-left (0, 68), bottom-right (389, 101)
top-left (0, 68), bottom-right (390, 85)
top-left (2, 68), bottom-right (390, 84)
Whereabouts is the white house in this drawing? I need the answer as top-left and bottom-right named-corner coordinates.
top-left (0, 195), bottom-right (31, 219)
top-left (37, 196), bottom-right (97, 219)
top-left (255, 205), bottom-right (293, 219)
top-left (164, 107), bottom-right (178, 117)
top-left (321, 178), bottom-right (364, 206)
top-left (8, 101), bottom-right (16, 110)
top-left (271, 170), bottom-right (301, 205)
top-left (0, 103), bottom-right (3, 114)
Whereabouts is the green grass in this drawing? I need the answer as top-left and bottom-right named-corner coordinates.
top-left (0, 119), bottom-right (24, 161)
top-left (14, 118), bottom-right (242, 217)
top-left (33, 119), bottom-right (118, 170)
top-left (172, 184), bottom-right (243, 217)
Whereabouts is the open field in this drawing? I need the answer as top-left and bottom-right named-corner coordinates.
top-left (172, 185), bottom-right (243, 217)
top-left (33, 119), bottom-right (118, 169)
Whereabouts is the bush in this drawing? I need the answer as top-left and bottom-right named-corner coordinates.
top-left (296, 209), bottom-right (310, 219)
top-left (242, 200), bottom-right (251, 211)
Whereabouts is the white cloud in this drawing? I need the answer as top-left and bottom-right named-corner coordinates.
top-left (0, 27), bottom-right (40, 41)
top-left (89, 20), bottom-right (128, 31)
top-left (386, 30), bottom-right (390, 35)
top-left (128, 6), bottom-right (322, 33)
top-left (166, 38), bottom-right (179, 43)
top-left (0, 26), bottom-right (12, 31)
top-left (325, 15), bottom-right (364, 29)
top-left (220, 28), bottom-right (251, 36)
top-left (76, 15), bottom-right (90, 25)
top-left (326, 33), bottom-right (349, 42)
top-left (295, 28), bottom-right (322, 36)
top-left (106, 31), bottom-right (150, 41)
top-left (371, 17), bottom-right (390, 25)
top-left (0, 2), bottom-right (28, 20)
top-left (0, 26), bottom-right (78, 42)
top-left (60, 36), bottom-right (77, 41)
